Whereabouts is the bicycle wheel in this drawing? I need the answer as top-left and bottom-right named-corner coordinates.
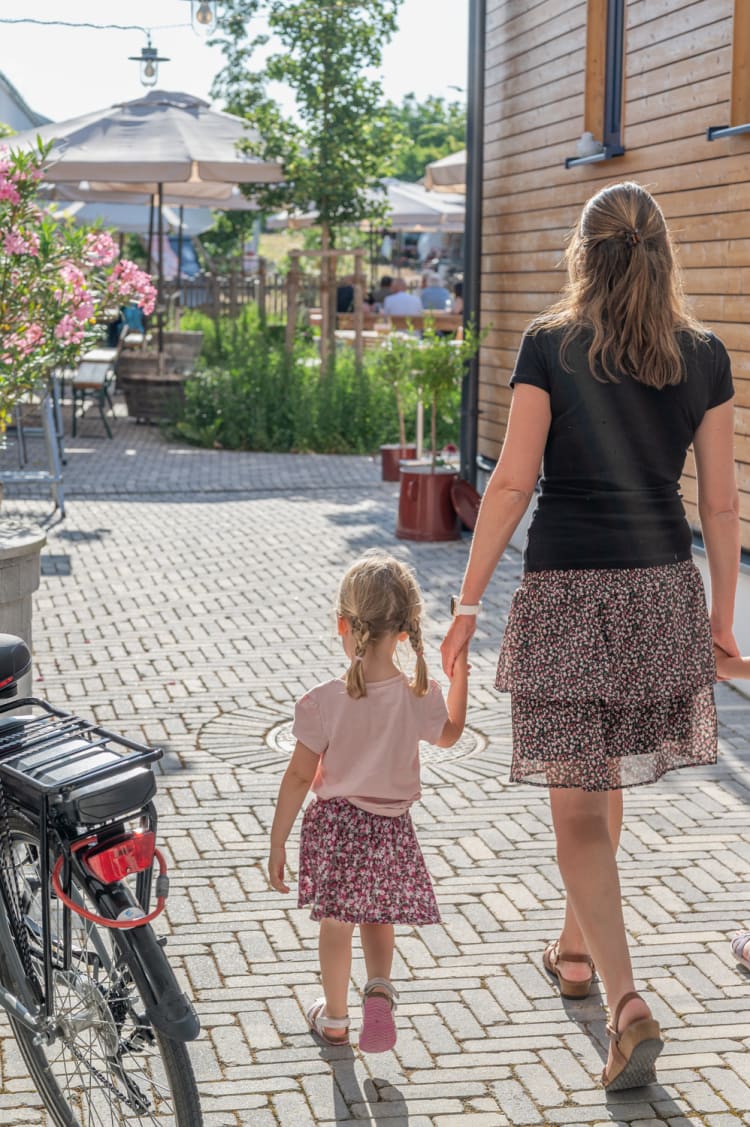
top-left (0, 813), bottom-right (203, 1126)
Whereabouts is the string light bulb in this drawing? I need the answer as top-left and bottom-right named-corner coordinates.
top-left (178, 1), bottom-right (217, 37)
top-left (129, 38), bottom-right (170, 88)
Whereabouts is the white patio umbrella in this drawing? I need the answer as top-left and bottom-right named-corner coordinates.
top-left (9, 90), bottom-right (282, 189)
top-left (267, 178), bottom-right (464, 232)
top-left (53, 200), bottom-right (215, 237)
top-left (424, 149), bottom-right (467, 194)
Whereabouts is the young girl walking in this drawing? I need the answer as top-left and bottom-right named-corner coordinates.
top-left (268, 550), bottom-right (468, 1051)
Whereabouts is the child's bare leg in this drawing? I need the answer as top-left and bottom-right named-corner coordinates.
top-left (360, 923), bottom-right (395, 990)
top-left (319, 918), bottom-right (355, 1037)
top-left (555, 789), bottom-right (623, 983)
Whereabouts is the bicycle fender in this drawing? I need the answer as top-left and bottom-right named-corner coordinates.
top-left (80, 873), bottom-right (201, 1042)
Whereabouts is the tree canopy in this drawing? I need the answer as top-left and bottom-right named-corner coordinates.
top-left (387, 94), bottom-right (466, 183)
top-left (211, 0), bottom-right (403, 240)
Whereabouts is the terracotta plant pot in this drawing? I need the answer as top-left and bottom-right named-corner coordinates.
top-left (380, 443), bottom-right (418, 482)
top-left (396, 461), bottom-right (460, 541)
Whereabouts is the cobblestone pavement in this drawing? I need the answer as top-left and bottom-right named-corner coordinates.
top-left (1, 409), bottom-right (749, 1126)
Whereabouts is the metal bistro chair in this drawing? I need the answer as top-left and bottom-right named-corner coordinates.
top-left (71, 348), bottom-right (119, 439)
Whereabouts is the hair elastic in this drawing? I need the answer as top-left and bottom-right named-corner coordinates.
top-left (625, 228), bottom-right (642, 247)
top-left (353, 655), bottom-right (364, 663)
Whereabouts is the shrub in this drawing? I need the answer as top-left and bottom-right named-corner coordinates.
top-left (174, 307), bottom-right (460, 454)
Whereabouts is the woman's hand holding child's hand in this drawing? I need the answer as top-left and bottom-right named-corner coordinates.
top-left (441, 615), bottom-right (475, 678)
top-left (714, 642), bottom-right (750, 682)
top-left (268, 844), bottom-right (289, 893)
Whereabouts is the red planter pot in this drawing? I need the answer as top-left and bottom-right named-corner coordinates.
top-left (396, 462), bottom-right (460, 542)
top-left (380, 443), bottom-right (418, 482)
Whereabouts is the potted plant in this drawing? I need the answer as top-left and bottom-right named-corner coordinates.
top-left (0, 141), bottom-right (156, 431)
top-left (0, 140), bottom-right (156, 663)
top-left (371, 334), bottom-right (419, 480)
top-left (396, 322), bottom-right (482, 542)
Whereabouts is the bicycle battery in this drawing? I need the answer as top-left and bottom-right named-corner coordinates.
top-left (0, 727), bottom-right (156, 826)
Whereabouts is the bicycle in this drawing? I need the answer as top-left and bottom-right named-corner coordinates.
top-left (0, 633), bottom-right (203, 1125)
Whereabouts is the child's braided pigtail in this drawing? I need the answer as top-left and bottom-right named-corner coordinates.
top-left (406, 619), bottom-right (428, 697)
top-left (344, 616), bottom-right (370, 699)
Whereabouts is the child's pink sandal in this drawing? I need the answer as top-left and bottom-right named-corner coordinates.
top-left (731, 931), bottom-right (750, 970)
top-left (358, 977), bottom-right (398, 1053)
top-left (305, 998), bottom-right (350, 1045)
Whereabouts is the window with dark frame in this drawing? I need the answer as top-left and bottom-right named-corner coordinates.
top-left (707, 0), bottom-right (750, 141)
top-left (566, 0), bottom-right (626, 168)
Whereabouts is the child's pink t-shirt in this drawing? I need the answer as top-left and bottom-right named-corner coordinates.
top-left (292, 672), bottom-right (448, 817)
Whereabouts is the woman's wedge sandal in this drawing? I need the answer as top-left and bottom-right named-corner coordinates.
top-left (543, 939), bottom-right (595, 999)
top-left (602, 991), bottom-right (663, 1091)
top-left (305, 999), bottom-right (350, 1046)
top-left (358, 977), bottom-right (398, 1053)
top-left (731, 931), bottom-right (750, 970)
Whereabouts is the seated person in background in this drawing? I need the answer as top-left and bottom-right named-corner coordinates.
top-left (420, 271), bottom-right (453, 311)
top-left (452, 280), bottom-right (464, 315)
top-left (336, 275), bottom-right (355, 314)
top-left (383, 277), bottom-right (423, 317)
top-left (372, 275), bottom-right (393, 309)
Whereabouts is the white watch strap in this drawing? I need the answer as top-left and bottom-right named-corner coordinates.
top-left (452, 597), bottom-right (481, 616)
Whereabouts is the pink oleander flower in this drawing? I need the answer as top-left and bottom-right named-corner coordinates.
top-left (84, 231), bottom-right (118, 267)
top-left (3, 230), bottom-right (40, 257)
top-left (54, 314), bottom-right (86, 345)
top-left (108, 259), bottom-right (157, 316)
top-left (0, 181), bottom-right (20, 205)
top-left (0, 142), bottom-right (157, 420)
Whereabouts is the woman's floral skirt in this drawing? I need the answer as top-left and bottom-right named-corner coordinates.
top-left (298, 797), bottom-right (440, 924)
top-left (495, 560), bottom-right (717, 790)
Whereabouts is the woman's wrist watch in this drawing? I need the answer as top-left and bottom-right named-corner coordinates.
top-left (450, 597), bottom-right (481, 616)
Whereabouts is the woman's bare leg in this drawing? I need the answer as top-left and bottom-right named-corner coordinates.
top-left (548, 788), bottom-right (651, 1073)
top-left (554, 789), bottom-right (623, 984)
top-left (318, 918), bottom-right (355, 1039)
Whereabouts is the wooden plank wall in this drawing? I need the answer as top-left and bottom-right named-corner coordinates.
top-left (480, 0), bottom-right (750, 549)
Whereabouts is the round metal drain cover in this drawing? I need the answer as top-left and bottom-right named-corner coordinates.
top-left (265, 719), bottom-right (486, 764)
top-left (197, 697), bottom-right (488, 770)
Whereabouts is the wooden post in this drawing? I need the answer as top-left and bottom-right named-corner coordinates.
top-left (286, 251), bottom-right (301, 354)
top-left (229, 270), bottom-right (238, 320)
top-left (353, 248), bottom-right (365, 368)
top-left (258, 256), bottom-right (267, 325)
top-left (211, 272), bottom-right (221, 325)
top-left (320, 230), bottom-right (331, 369)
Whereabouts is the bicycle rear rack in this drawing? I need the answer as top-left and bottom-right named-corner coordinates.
top-left (0, 698), bottom-right (162, 805)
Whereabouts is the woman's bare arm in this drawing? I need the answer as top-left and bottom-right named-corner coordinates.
top-left (693, 398), bottom-right (740, 656)
top-left (441, 383), bottom-right (551, 677)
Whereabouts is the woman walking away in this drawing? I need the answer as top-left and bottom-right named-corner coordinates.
top-left (269, 550), bottom-right (468, 1052)
top-left (441, 181), bottom-right (739, 1091)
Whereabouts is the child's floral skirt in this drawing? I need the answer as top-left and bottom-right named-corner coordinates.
top-left (495, 560), bottom-right (718, 791)
top-left (298, 797), bottom-right (440, 924)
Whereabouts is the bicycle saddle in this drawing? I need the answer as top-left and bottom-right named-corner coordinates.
top-left (0, 635), bottom-right (31, 697)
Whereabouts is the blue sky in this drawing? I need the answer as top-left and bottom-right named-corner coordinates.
top-left (1, 1), bottom-right (469, 121)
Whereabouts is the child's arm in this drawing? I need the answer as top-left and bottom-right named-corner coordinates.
top-left (435, 646), bottom-right (469, 748)
top-left (268, 741), bottom-right (319, 893)
top-left (714, 644), bottom-right (750, 681)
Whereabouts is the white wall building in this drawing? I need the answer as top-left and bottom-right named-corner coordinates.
top-left (0, 72), bottom-right (48, 132)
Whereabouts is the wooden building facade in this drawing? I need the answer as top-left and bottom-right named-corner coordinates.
top-left (478, 0), bottom-right (750, 551)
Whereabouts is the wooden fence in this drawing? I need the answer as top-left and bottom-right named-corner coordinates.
top-left (166, 266), bottom-right (321, 321)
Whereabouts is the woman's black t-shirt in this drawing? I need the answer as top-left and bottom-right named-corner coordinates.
top-left (510, 327), bottom-right (735, 571)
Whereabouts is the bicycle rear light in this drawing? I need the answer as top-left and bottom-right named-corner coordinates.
top-left (83, 831), bottom-right (156, 883)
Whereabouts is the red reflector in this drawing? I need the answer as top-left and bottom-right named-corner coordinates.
top-left (0, 675), bottom-right (14, 689)
top-left (83, 831), bottom-right (156, 883)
